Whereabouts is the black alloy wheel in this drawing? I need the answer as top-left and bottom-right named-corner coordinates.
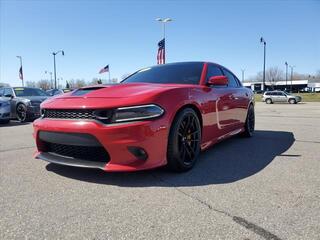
top-left (16, 104), bottom-right (28, 122)
top-left (167, 108), bottom-right (201, 172)
top-left (242, 104), bottom-right (255, 137)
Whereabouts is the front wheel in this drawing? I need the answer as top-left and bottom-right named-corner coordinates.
top-left (167, 108), bottom-right (201, 172)
top-left (241, 104), bottom-right (255, 137)
top-left (16, 104), bottom-right (28, 122)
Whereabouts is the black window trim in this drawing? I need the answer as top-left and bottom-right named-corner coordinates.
top-left (205, 63), bottom-right (226, 87)
top-left (221, 68), bottom-right (240, 88)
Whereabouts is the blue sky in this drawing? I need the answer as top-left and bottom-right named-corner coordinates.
top-left (1, 0), bottom-right (319, 87)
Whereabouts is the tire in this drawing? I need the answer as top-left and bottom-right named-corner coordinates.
top-left (241, 104), bottom-right (255, 137)
top-left (266, 98), bottom-right (272, 104)
top-left (167, 108), bottom-right (201, 172)
top-left (289, 99), bottom-right (296, 104)
top-left (16, 104), bottom-right (28, 122)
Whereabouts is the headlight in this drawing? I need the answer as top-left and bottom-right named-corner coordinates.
top-left (111, 104), bottom-right (164, 123)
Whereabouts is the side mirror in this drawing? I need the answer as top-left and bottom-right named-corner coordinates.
top-left (207, 76), bottom-right (228, 86)
top-left (4, 94), bottom-right (13, 98)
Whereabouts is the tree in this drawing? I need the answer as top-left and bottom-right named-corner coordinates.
top-left (0, 82), bottom-right (10, 87)
top-left (37, 79), bottom-right (51, 90)
top-left (26, 81), bottom-right (37, 87)
top-left (265, 66), bottom-right (284, 82)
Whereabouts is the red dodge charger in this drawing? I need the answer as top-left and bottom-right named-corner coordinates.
top-left (33, 62), bottom-right (255, 172)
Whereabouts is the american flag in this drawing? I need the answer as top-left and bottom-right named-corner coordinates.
top-left (99, 65), bottom-right (109, 74)
top-left (157, 38), bottom-right (165, 64)
top-left (19, 66), bottom-right (23, 80)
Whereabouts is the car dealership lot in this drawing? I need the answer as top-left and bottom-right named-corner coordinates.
top-left (1, 102), bottom-right (319, 240)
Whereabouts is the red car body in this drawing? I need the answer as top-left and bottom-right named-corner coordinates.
top-left (33, 62), bottom-right (254, 172)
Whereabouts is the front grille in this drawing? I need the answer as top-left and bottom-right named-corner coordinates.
top-left (43, 109), bottom-right (94, 120)
top-left (43, 142), bottom-right (110, 163)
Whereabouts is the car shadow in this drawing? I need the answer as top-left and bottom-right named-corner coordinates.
top-left (46, 130), bottom-right (295, 187)
top-left (0, 120), bottom-right (31, 127)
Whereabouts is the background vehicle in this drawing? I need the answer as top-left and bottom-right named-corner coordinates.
top-left (0, 87), bottom-right (49, 122)
top-left (34, 62), bottom-right (255, 172)
top-left (262, 91), bottom-right (302, 104)
top-left (0, 97), bottom-right (11, 124)
top-left (46, 89), bottom-right (64, 96)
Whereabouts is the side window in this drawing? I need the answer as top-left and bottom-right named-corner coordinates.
top-left (206, 64), bottom-right (223, 81)
top-left (222, 69), bottom-right (238, 88)
top-left (4, 88), bottom-right (13, 96)
top-left (0, 88), bottom-right (4, 96)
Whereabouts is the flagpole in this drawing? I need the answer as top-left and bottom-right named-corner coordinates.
top-left (108, 65), bottom-right (111, 83)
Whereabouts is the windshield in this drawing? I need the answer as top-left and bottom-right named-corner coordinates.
top-left (122, 62), bottom-right (204, 85)
top-left (13, 88), bottom-right (48, 97)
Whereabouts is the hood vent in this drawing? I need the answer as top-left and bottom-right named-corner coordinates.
top-left (71, 87), bottom-right (105, 96)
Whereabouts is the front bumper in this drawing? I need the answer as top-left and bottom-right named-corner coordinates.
top-left (33, 118), bottom-right (169, 172)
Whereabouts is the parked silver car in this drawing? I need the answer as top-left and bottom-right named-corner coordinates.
top-left (0, 97), bottom-right (11, 124)
top-left (262, 91), bottom-right (302, 104)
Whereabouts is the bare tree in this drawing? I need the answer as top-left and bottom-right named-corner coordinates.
top-left (37, 79), bottom-right (51, 90)
top-left (0, 82), bottom-right (10, 87)
top-left (26, 81), bottom-right (37, 87)
top-left (265, 66), bottom-right (284, 82)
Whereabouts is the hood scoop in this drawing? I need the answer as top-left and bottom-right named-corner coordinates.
top-left (71, 87), bottom-right (106, 96)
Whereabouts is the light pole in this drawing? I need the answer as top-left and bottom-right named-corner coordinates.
top-left (285, 62), bottom-right (288, 91)
top-left (241, 69), bottom-right (245, 82)
top-left (260, 37), bottom-right (266, 92)
top-left (52, 50), bottom-right (64, 89)
top-left (290, 65), bottom-right (295, 93)
top-left (45, 71), bottom-right (53, 88)
top-left (16, 56), bottom-right (24, 86)
top-left (156, 18), bottom-right (172, 64)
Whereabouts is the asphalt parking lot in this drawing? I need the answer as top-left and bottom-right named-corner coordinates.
top-left (1, 102), bottom-right (319, 240)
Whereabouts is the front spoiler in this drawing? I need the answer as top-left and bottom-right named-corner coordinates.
top-left (36, 152), bottom-right (106, 170)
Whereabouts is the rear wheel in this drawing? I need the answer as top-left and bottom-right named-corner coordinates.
top-left (16, 104), bottom-right (28, 122)
top-left (167, 108), bottom-right (201, 172)
top-left (266, 98), bottom-right (272, 104)
top-left (289, 98), bottom-right (296, 104)
top-left (241, 104), bottom-right (255, 137)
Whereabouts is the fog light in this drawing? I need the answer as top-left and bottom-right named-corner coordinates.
top-left (127, 146), bottom-right (148, 161)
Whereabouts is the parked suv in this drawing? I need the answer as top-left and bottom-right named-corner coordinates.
top-left (262, 91), bottom-right (302, 104)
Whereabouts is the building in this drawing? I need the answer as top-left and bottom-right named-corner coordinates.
top-left (243, 80), bottom-right (320, 93)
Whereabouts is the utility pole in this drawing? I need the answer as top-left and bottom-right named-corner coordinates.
top-left (260, 37), bottom-right (266, 92)
top-left (241, 69), bottom-right (245, 82)
top-left (285, 62), bottom-right (288, 91)
top-left (52, 50), bottom-right (64, 89)
top-left (290, 65), bottom-right (295, 93)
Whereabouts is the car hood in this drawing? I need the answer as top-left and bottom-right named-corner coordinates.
top-left (42, 83), bottom-right (194, 109)
top-left (19, 96), bottom-right (49, 102)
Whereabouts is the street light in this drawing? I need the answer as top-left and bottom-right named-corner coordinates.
top-left (156, 18), bottom-right (172, 64)
top-left (156, 18), bottom-right (172, 39)
top-left (289, 65), bottom-right (295, 93)
top-left (285, 62), bottom-right (288, 91)
top-left (260, 37), bottom-right (266, 92)
top-left (16, 56), bottom-right (24, 86)
top-left (52, 50), bottom-right (64, 89)
top-left (45, 71), bottom-right (53, 88)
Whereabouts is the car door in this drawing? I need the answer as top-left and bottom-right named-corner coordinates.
top-left (221, 68), bottom-right (244, 130)
top-left (204, 64), bottom-right (240, 137)
top-left (278, 92), bottom-right (287, 102)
